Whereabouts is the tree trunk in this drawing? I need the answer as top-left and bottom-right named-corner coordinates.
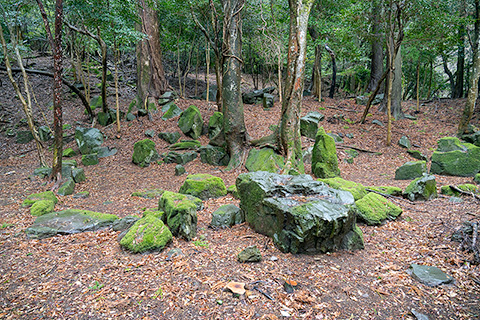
top-left (458, 41), bottom-right (480, 135)
top-left (51, 0), bottom-right (64, 180)
top-left (367, 0), bottom-right (384, 92)
top-left (325, 45), bottom-right (336, 98)
top-left (279, 0), bottom-right (315, 174)
top-left (137, 0), bottom-right (168, 107)
top-left (454, 0), bottom-right (466, 98)
top-left (222, 0), bottom-right (247, 170)
top-left (391, 44), bottom-right (403, 119)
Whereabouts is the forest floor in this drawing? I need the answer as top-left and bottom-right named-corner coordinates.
top-left (0, 58), bottom-right (479, 319)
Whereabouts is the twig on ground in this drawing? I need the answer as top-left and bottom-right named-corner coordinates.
top-left (337, 144), bottom-right (381, 154)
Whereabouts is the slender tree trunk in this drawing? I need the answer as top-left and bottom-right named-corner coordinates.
top-left (222, 0), bottom-right (247, 170)
top-left (325, 45), bottom-right (336, 98)
top-left (206, 40), bottom-right (210, 101)
top-left (416, 56), bottom-right (420, 111)
top-left (454, 0), bottom-right (466, 98)
top-left (279, 0), bottom-right (315, 174)
top-left (367, 0), bottom-right (384, 92)
top-left (458, 41), bottom-right (480, 135)
top-left (137, 0), bottom-right (168, 107)
top-left (391, 44), bottom-right (403, 119)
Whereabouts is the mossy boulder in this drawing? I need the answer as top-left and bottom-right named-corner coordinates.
top-left (312, 127), bottom-right (340, 178)
top-left (245, 148), bottom-right (285, 173)
top-left (404, 174), bottom-right (438, 201)
top-left (407, 150), bottom-right (427, 161)
top-left (22, 191), bottom-right (58, 207)
top-left (75, 127), bottom-right (103, 154)
top-left (440, 184), bottom-right (480, 196)
top-left (178, 105), bottom-right (203, 139)
top-left (132, 139), bottom-right (159, 167)
top-left (81, 153), bottom-right (99, 166)
top-left (25, 209), bottom-right (118, 239)
top-left (430, 137), bottom-right (480, 177)
top-left (161, 101), bottom-right (182, 120)
top-left (237, 245), bottom-right (262, 263)
top-left (158, 132), bottom-right (181, 144)
top-left (169, 140), bottom-right (202, 151)
top-left (355, 192), bottom-right (402, 225)
top-left (119, 215), bottom-right (172, 253)
top-left (199, 145), bottom-right (229, 166)
top-left (30, 199), bottom-right (55, 216)
top-left (63, 148), bottom-right (76, 157)
top-left (57, 177), bottom-right (75, 196)
top-left (175, 164), bottom-right (186, 176)
top-left (71, 168), bottom-right (86, 183)
top-left (318, 177), bottom-right (367, 201)
top-left (367, 186), bottom-right (403, 196)
top-left (398, 136), bottom-right (412, 149)
top-left (300, 111), bottom-right (324, 139)
top-left (163, 151), bottom-right (197, 165)
top-left (158, 191), bottom-right (199, 240)
top-left (179, 174), bottom-right (227, 200)
top-left (208, 112), bottom-right (225, 143)
top-left (395, 161), bottom-right (427, 180)
top-left (210, 204), bottom-right (244, 228)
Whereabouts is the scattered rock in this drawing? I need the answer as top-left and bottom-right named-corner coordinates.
top-left (407, 150), bottom-right (427, 161)
top-left (179, 174), bottom-right (227, 200)
top-left (367, 186), bottom-right (403, 196)
top-left (395, 161), bottom-right (427, 180)
top-left (25, 209), bottom-right (118, 239)
top-left (408, 264), bottom-right (454, 287)
top-left (175, 164), bottom-right (186, 176)
top-left (327, 133), bottom-right (344, 144)
top-left (163, 151), bottom-right (197, 165)
top-left (210, 204), bottom-right (244, 228)
top-left (262, 93), bottom-right (274, 109)
top-left (199, 145), bottom-right (229, 166)
top-left (161, 101), bottom-right (182, 120)
top-left (208, 112), bottom-right (225, 144)
top-left (372, 119), bottom-right (385, 127)
top-left (16, 130), bottom-right (33, 144)
top-left (81, 153), bottom-right (99, 166)
top-left (242, 87), bottom-right (275, 104)
top-left (119, 215), bottom-right (172, 253)
top-left (158, 191), bottom-right (200, 241)
top-left (73, 191), bottom-right (90, 199)
top-left (112, 216), bottom-right (140, 231)
top-left (57, 177), bottom-right (75, 196)
top-left (145, 129), bottom-right (155, 137)
top-left (403, 174), bottom-right (437, 201)
top-left (440, 184), bottom-right (479, 196)
top-left (132, 139), bottom-right (159, 167)
top-left (158, 132), bottom-right (181, 144)
top-left (38, 125), bottom-right (52, 141)
top-left (411, 309), bottom-right (430, 320)
top-left (178, 105), bottom-right (203, 139)
top-left (245, 148), bottom-right (285, 173)
top-left (300, 111), bottom-right (324, 139)
top-left (75, 127), bottom-right (103, 154)
top-left (168, 140), bottom-right (201, 150)
top-left (166, 248), bottom-right (184, 261)
top-left (398, 136), bottom-right (412, 149)
top-left (94, 146), bottom-right (117, 158)
top-left (238, 245), bottom-right (262, 262)
top-left (312, 127), bottom-right (341, 178)
top-left (355, 192), bottom-right (402, 225)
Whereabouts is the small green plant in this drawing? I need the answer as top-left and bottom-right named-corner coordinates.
top-left (152, 287), bottom-right (163, 299)
top-left (193, 240), bottom-right (209, 248)
top-left (344, 117), bottom-right (354, 124)
top-left (343, 125), bottom-right (350, 129)
top-left (89, 280), bottom-right (104, 291)
top-left (404, 216), bottom-right (413, 222)
top-left (319, 107), bottom-right (325, 110)
top-left (1, 223), bottom-right (14, 229)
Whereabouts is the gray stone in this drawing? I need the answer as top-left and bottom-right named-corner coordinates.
top-left (112, 216), bottom-right (140, 231)
top-left (327, 133), bottom-right (344, 144)
top-left (242, 87), bottom-right (275, 104)
top-left (395, 161), bottom-right (427, 180)
top-left (178, 105), bottom-right (203, 139)
top-left (132, 139), bottom-right (159, 167)
top-left (199, 145), bottom-right (229, 166)
top-left (462, 131), bottom-right (480, 147)
top-left (75, 127), bottom-right (103, 154)
top-left (262, 93), bottom-right (274, 109)
top-left (407, 150), bottom-right (427, 161)
top-left (372, 119), bottom-right (385, 127)
top-left (71, 167), bottom-right (86, 183)
top-left (398, 136), bottom-right (412, 149)
top-left (16, 130), bottom-right (33, 144)
top-left (25, 209), bottom-right (118, 239)
top-left (58, 177), bottom-right (75, 196)
top-left (145, 129), bottom-right (155, 137)
top-left (210, 204), bottom-right (244, 228)
top-left (126, 113), bottom-right (136, 121)
top-left (82, 153), bottom-right (99, 166)
top-left (73, 191), bottom-right (90, 199)
top-left (238, 245), bottom-right (262, 262)
top-left (300, 111), bottom-right (325, 139)
top-left (163, 151), bottom-right (197, 165)
top-left (175, 164), bottom-right (186, 176)
top-left (94, 146), bottom-right (117, 158)
top-left (408, 264), bottom-right (454, 286)
top-left (161, 101), bottom-right (182, 120)
top-left (411, 310), bottom-right (429, 320)
top-left (208, 112), bottom-right (225, 146)
top-left (403, 174), bottom-right (437, 201)
top-left (236, 172), bottom-right (364, 254)
top-left (38, 126), bottom-right (52, 141)
top-left (158, 132), bottom-right (181, 144)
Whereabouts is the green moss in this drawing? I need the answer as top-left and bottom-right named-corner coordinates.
top-left (437, 137), bottom-right (466, 152)
top-left (475, 173), bottom-right (480, 184)
top-left (22, 191), bottom-right (58, 207)
top-left (312, 127), bottom-right (340, 178)
top-left (142, 209), bottom-right (164, 219)
top-left (63, 148), bottom-right (76, 157)
top-left (168, 140), bottom-right (201, 150)
top-left (404, 175), bottom-right (437, 201)
top-left (245, 148), bottom-right (285, 173)
top-left (120, 215), bottom-right (172, 253)
top-left (367, 186), bottom-right (403, 196)
top-left (132, 139), bottom-right (159, 167)
top-left (227, 185), bottom-right (239, 199)
top-left (341, 225), bottom-right (365, 250)
top-left (441, 184), bottom-right (480, 196)
top-left (30, 199), bottom-right (55, 216)
top-left (178, 105), bottom-right (203, 139)
top-left (355, 192), bottom-right (402, 225)
top-left (70, 209), bottom-right (118, 222)
top-left (158, 191), bottom-right (199, 240)
top-left (318, 177), bottom-right (367, 201)
top-left (394, 161), bottom-right (427, 180)
top-left (179, 174), bottom-right (227, 200)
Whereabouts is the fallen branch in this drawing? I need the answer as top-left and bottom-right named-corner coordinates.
top-left (449, 185), bottom-right (480, 201)
top-left (337, 144), bottom-right (381, 154)
top-left (325, 105), bottom-right (359, 113)
top-left (366, 188), bottom-right (410, 203)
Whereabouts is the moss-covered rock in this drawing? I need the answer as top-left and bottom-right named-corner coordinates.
top-left (175, 164), bottom-right (186, 176)
top-left (132, 139), bottom-right (159, 167)
top-left (81, 153), bottom-right (99, 166)
top-left (158, 191), bottom-right (199, 240)
top-left (22, 191), bottom-right (58, 207)
top-left (158, 131), bottom-right (181, 144)
top-left (161, 101), bottom-right (182, 120)
top-left (367, 186), bottom-right (403, 196)
top-left (168, 140), bottom-right (201, 151)
top-left (30, 199), bottom-right (55, 216)
top-left (312, 127), bottom-right (340, 178)
top-left (430, 137), bottom-right (480, 177)
top-left (475, 173), bottom-right (480, 184)
top-left (398, 136), bottom-right (412, 149)
top-left (355, 192), bottom-right (402, 225)
top-left (179, 174), bottom-right (227, 200)
top-left (227, 185), bottom-right (239, 199)
top-left (440, 184), bottom-right (480, 196)
top-left (245, 148), bottom-right (285, 173)
top-left (178, 105), bottom-right (203, 139)
top-left (300, 111), bottom-right (324, 139)
top-left (75, 127), bottom-right (103, 155)
top-left (63, 148), bottom-right (76, 157)
top-left (208, 112), bottom-right (224, 140)
top-left (57, 177), bottom-right (75, 196)
top-left (199, 145), bottom-right (229, 166)
top-left (119, 215), bottom-right (172, 253)
top-left (404, 174), bottom-right (437, 201)
top-left (71, 167), bottom-right (86, 183)
top-left (210, 204), bottom-right (244, 228)
top-left (407, 150), bottom-right (427, 161)
top-left (395, 161), bottom-right (427, 180)
top-left (163, 151), bottom-right (197, 165)
top-left (318, 177), bottom-right (367, 201)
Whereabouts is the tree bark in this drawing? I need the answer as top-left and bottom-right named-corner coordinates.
top-left (222, 0), bottom-right (247, 170)
top-left (325, 44), bottom-right (336, 98)
top-left (137, 0), bottom-right (168, 107)
top-left (454, 0), bottom-right (466, 98)
top-left (279, 0), bottom-right (315, 174)
top-left (367, 0), bottom-right (384, 93)
top-left (458, 40), bottom-right (480, 135)
top-left (391, 44), bottom-right (404, 119)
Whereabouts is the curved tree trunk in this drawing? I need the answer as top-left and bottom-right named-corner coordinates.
top-left (137, 0), bottom-right (168, 107)
top-left (279, 0), bottom-right (315, 174)
top-left (222, 0), bottom-right (247, 170)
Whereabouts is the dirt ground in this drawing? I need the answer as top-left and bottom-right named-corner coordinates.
top-left (0, 57), bottom-right (479, 319)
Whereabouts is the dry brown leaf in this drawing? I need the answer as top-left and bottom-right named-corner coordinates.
top-left (225, 281), bottom-right (246, 295)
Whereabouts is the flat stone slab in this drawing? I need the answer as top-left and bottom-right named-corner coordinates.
top-left (408, 264), bottom-right (454, 287)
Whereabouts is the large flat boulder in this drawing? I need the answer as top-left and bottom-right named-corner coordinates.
top-left (430, 137), bottom-right (480, 177)
top-left (236, 171), bottom-right (363, 254)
